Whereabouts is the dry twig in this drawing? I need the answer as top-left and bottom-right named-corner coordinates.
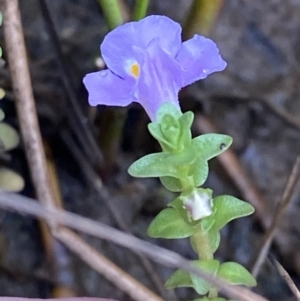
top-left (251, 157), bottom-right (300, 277)
top-left (1, 0), bottom-right (56, 211)
top-left (61, 130), bottom-right (174, 300)
top-left (269, 255), bottom-right (300, 301)
top-left (0, 191), bottom-right (271, 301)
top-left (1, 1), bottom-right (165, 300)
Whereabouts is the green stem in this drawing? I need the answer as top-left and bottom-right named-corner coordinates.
top-left (97, 0), bottom-right (126, 170)
top-left (193, 226), bottom-right (218, 299)
top-left (183, 0), bottom-right (224, 39)
top-left (208, 288), bottom-right (218, 299)
top-left (192, 225), bottom-right (213, 260)
top-left (133, 0), bottom-right (149, 21)
top-left (98, 0), bottom-right (123, 30)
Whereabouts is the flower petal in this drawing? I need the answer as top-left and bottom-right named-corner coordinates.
top-left (176, 35), bottom-right (227, 86)
top-left (137, 40), bottom-right (182, 120)
top-left (83, 69), bottom-right (136, 107)
top-left (136, 15), bottom-right (182, 56)
top-left (101, 15), bottom-right (182, 77)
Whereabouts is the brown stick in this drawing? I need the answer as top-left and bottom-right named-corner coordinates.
top-left (0, 2), bottom-right (166, 300)
top-left (269, 255), bottom-right (300, 301)
top-left (54, 228), bottom-right (164, 301)
top-left (61, 130), bottom-right (173, 300)
top-left (1, 0), bottom-right (55, 211)
top-left (251, 157), bottom-right (300, 277)
top-left (0, 191), bottom-right (271, 301)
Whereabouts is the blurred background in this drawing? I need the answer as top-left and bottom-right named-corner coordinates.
top-left (0, 0), bottom-right (300, 300)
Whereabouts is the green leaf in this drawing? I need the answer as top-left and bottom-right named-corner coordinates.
top-left (160, 176), bottom-right (183, 192)
top-left (0, 168), bottom-right (24, 192)
top-left (190, 228), bottom-right (220, 254)
top-left (200, 204), bottom-right (217, 231)
top-left (147, 208), bottom-right (196, 239)
top-left (128, 148), bottom-right (196, 179)
top-left (178, 111), bottom-right (193, 148)
top-left (191, 259), bottom-right (220, 295)
top-left (213, 195), bottom-right (255, 230)
top-left (191, 298), bottom-right (226, 301)
top-left (192, 134), bottom-right (233, 161)
top-left (217, 262), bottom-right (257, 287)
top-left (168, 196), bottom-right (193, 225)
top-left (165, 269), bottom-right (193, 289)
top-left (189, 157), bottom-right (209, 187)
top-left (0, 123), bottom-right (20, 152)
top-left (207, 228), bottom-right (221, 253)
top-left (148, 123), bottom-right (176, 152)
top-left (156, 102), bottom-right (182, 123)
top-left (0, 109), bottom-right (5, 122)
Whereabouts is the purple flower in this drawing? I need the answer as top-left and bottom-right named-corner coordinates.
top-left (83, 15), bottom-right (226, 121)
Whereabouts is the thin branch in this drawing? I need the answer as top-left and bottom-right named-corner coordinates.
top-left (251, 157), bottom-right (300, 277)
top-left (0, 2), bottom-right (167, 300)
top-left (1, 0), bottom-right (55, 211)
top-left (60, 130), bottom-right (177, 301)
top-left (54, 228), bottom-right (164, 301)
top-left (269, 255), bottom-right (300, 301)
top-left (38, 0), bottom-right (103, 167)
top-left (260, 97), bottom-right (300, 131)
top-left (0, 191), bottom-right (270, 301)
top-left (46, 135), bottom-right (165, 301)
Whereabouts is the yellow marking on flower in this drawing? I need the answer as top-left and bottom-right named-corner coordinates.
top-left (130, 63), bottom-right (140, 78)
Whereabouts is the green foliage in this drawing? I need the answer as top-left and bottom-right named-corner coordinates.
top-left (0, 110), bottom-right (23, 192)
top-left (191, 134), bottom-right (232, 161)
top-left (190, 260), bottom-right (220, 295)
top-left (160, 176), bottom-right (183, 192)
top-left (191, 298), bottom-right (227, 301)
top-left (0, 109), bottom-right (5, 121)
top-left (128, 147), bottom-right (196, 179)
top-left (217, 262), bottom-right (257, 287)
top-left (0, 123), bottom-right (20, 152)
top-left (166, 259), bottom-right (220, 295)
top-left (165, 269), bottom-right (193, 289)
top-left (212, 195), bottom-right (255, 230)
top-left (147, 208), bottom-right (196, 239)
top-left (128, 102), bottom-right (256, 299)
top-left (129, 103), bottom-right (233, 191)
top-left (0, 168), bottom-right (24, 192)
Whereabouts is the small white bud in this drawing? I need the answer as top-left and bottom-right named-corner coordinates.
top-left (183, 189), bottom-right (212, 220)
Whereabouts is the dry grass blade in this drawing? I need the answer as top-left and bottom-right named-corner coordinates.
top-left (0, 191), bottom-right (270, 301)
top-left (251, 157), bottom-right (300, 277)
top-left (269, 255), bottom-right (300, 301)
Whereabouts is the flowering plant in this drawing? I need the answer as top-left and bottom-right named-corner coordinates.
top-left (84, 15), bottom-right (256, 301)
